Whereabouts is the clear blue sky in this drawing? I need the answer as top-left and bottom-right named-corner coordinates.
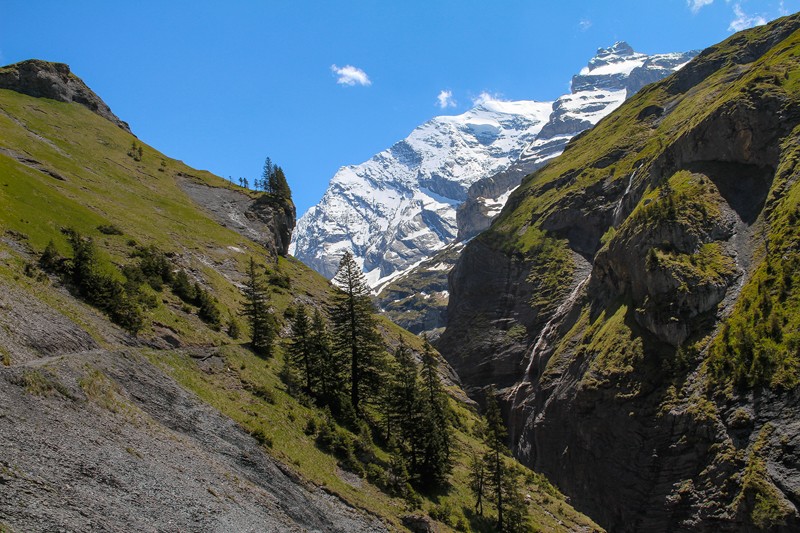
top-left (2, 1), bottom-right (796, 214)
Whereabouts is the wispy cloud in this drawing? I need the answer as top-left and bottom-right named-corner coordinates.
top-left (687, 0), bottom-right (715, 13)
top-left (578, 18), bottom-right (592, 31)
top-left (472, 91), bottom-right (504, 106)
top-left (436, 90), bottom-right (456, 109)
top-left (779, 0), bottom-right (789, 15)
top-left (728, 3), bottom-right (767, 31)
top-left (330, 64), bottom-right (371, 86)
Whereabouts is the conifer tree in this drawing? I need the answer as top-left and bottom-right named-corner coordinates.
top-left (262, 157), bottom-right (274, 192)
top-left (479, 389), bottom-right (529, 532)
top-left (271, 166), bottom-right (292, 200)
top-left (329, 250), bottom-right (384, 415)
top-left (288, 304), bottom-right (318, 397)
top-left (469, 451), bottom-right (486, 516)
top-left (241, 257), bottom-right (274, 356)
top-left (310, 307), bottom-right (344, 408)
top-left (384, 340), bottom-right (423, 468)
top-left (417, 338), bottom-right (453, 488)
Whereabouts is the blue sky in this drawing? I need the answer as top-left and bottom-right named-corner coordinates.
top-left (1, 1), bottom-right (797, 214)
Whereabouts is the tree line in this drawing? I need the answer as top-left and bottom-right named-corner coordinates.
top-left (276, 251), bottom-right (453, 492)
top-left (231, 156), bottom-right (291, 201)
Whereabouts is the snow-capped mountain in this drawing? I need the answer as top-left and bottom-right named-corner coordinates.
top-left (292, 42), bottom-right (698, 287)
top-left (457, 42), bottom-right (697, 240)
top-left (290, 99), bottom-right (553, 283)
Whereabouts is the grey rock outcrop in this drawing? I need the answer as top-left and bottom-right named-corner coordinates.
top-left (0, 59), bottom-right (131, 133)
top-left (178, 174), bottom-right (296, 258)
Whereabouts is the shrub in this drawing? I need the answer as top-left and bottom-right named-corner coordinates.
top-left (97, 224), bottom-right (123, 235)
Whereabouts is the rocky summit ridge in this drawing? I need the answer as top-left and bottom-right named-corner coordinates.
top-left (0, 59), bottom-right (131, 133)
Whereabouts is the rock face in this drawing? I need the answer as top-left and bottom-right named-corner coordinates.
top-left (440, 14), bottom-right (800, 532)
top-left (0, 59), bottom-right (131, 133)
top-left (178, 174), bottom-right (296, 258)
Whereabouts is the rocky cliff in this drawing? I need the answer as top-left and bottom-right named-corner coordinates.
top-left (440, 14), bottom-right (800, 532)
top-left (0, 59), bottom-right (131, 132)
top-left (179, 174), bottom-right (296, 259)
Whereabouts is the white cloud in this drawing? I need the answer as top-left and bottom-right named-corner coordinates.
top-left (579, 18), bottom-right (592, 31)
top-left (688, 0), bottom-right (715, 13)
top-left (779, 0), bottom-right (789, 15)
top-left (728, 3), bottom-right (767, 31)
top-left (330, 64), bottom-right (371, 86)
top-left (472, 91), bottom-right (504, 106)
top-left (436, 90), bottom-right (456, 109)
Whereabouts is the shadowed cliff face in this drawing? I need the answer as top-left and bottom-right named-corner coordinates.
top-left (0, 59), bottom-right (131, 133)
top-left (440, 14), bottom-right (800, 532)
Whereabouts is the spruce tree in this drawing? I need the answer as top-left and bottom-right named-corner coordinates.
top-left (384, 340), bottom-right (423, 469)
top-left (262, 157), bottom-right (274, 193)
top-left (480, 389), bottom-right (529, 532)
top-left (310, 307), bottom-right (344, 409)
top-left (329, 250), bottom-right (384, 415)
top-left (418, 338), bottom-right (453, 488)
top-left (288, 304), bottom-right (318, 397)
top-left (271, 166), bottom-right (292, 200)
top-left (241, 257), bottom-right (275, 356)
top-left (484, 390), bottom-right (507, 530)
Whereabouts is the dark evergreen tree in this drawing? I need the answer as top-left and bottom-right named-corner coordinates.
top-left (171, 270), bottom-right (196, 303)
top-left (288, 304), bottom-right (319, 397)
top-left (479, 389), bottom-right (530, 532)
top-left (310, 307), bottom-right (345, 409)
top-left (262, 157), bottom-right (274, 192)
top-left (483, 390), bottom-right (507, 530)
top-left (417, 338), bottom-right (453, 488)
top-left (329, 250), bottom-right (384, 415)
top-left (384, 340), bottom-right (423, 469)
top-left (195, 283), bottom-right (222, 330)
top-left (241, 257), bottom-right (275, 356)
top-left (271, 166), bottom-right (292, 200)
top-left (469, 451), bottom-right (486, 516)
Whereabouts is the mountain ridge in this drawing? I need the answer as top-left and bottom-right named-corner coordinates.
top-left (439, 14), bottom-right (800, 531)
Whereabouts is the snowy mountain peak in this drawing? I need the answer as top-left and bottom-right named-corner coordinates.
top-left (292, 44), bottom-right (698, 288)
top-left (290, 98), bottom-right (553, 282)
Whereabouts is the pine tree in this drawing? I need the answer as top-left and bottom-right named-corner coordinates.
top-left (288, 304), bottom-right (319, 397)
top-left (417, 337), bottom-right (453, 488)
top-left (484, 390), bottom-right (507, 530)
top-left (480, 389), bottom-right (529, 532)
top-left (262, 157), bottom-right (274, 193)
top-left (329, 250), bottom-right (384, 415)
top-left (384, 340), bottom-right (423, 468)
top-left (271, 166), bottom-right (292, 200)
top-left (241, 257), bottom-right (275, 356)
top-left (469, 451), bottom-right (486, 516)
top-left (310, 307), bottom-right (345, 409)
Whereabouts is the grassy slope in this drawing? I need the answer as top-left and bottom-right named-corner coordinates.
top-left (0, 87), bottom-right (599, 531)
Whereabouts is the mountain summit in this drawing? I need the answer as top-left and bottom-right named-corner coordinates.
top-left (290, 99), bottom-right (553, 284)
top-left (292, 43), bottom-right (697, 289)
top-left (0, 59), bottom-right (131, 133)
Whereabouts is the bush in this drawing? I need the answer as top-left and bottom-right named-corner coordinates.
top-left (97, 224), bottom-right (123, 235)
